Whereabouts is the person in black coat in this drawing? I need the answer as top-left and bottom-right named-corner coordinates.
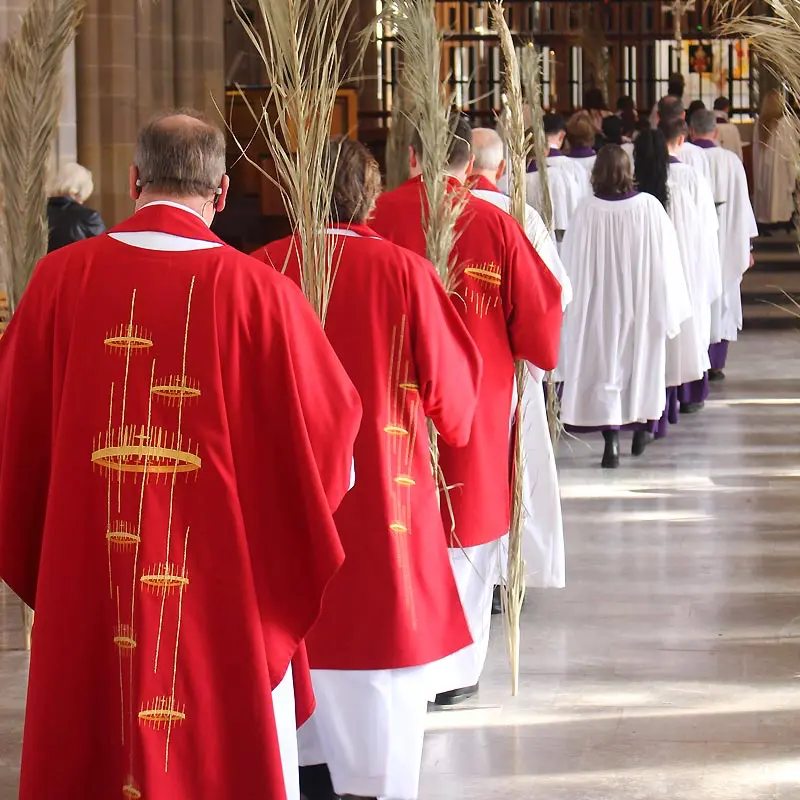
top-left (47, 162), bottom-right (106, 252)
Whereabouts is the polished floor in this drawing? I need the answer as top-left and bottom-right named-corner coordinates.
top-left (421, 331), bottom-right (800, 799)
top-left (2, 332), bottom-right (800, 798)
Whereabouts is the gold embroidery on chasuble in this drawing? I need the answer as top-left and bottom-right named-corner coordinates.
top-left (384, 316), bottom-right (419, 629)
top-left (91, 280), bottom-right (202, 793)
top-left (463, 261), bottom-right (502, 319)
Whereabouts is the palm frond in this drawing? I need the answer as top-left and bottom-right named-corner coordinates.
top-left (520, 43), bottom-right (553, 233)
top-left (714, 1), bottom-right (800, 166)
top-left (231, 0), bottom-right (366, 324)
top-left (0, 0), bottom-right (85, 309)
top-left (380, 0), bottom-right (466, 294)
top-left (491, 0), bottom-right (528, 698)
top-left (385, 76), bottom-right (415, 190)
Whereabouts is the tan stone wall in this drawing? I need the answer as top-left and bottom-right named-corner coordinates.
top-left (76, 0), bottom-right (225, 225)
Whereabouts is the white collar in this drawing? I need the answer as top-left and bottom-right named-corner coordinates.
top-left (138, 200), bottom-right (210, 226)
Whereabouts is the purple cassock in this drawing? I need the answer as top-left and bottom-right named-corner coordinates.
top-left (708, 341), bottom-right (729, 370)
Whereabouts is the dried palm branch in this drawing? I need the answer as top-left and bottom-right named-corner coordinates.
top-left (386, 76), bottom-right (416, 190)
top-left (0, 0), bottom-right (85, 651)
top-left (714, 2), bottom-right (800, 166)
top-left (0, 0), bottom-right (85, 310)
top-left (519, 44), bottom-right (563, 448)
top-left (520, 43), bottom-right (552, 232)
top-left (379, 0), bottom-right (466, 294)
top-left (373, 0), bottom-right (469, 534)
top-left (231, 0), bottom-right (366, 324)
top-left (491, 0), bottom-right (528, 697)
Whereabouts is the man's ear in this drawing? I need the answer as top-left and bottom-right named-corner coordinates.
top-left (408, 145), bottom-right (417, 170)
top-left (129, 165), bottom-right (141, 202)
top-left (496, 159), bottom-right (507, 182)
top-left (214, 174), bottom-right (231, 213)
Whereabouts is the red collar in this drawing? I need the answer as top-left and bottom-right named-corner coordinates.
top-left (404, 174), bottom-right (464, 193)
top-left (110, 203), bottom-right (225, 244)
top-left (466, 174), bottom-right (500, 193)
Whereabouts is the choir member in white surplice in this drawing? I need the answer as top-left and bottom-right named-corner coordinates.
top-left (498, 114), bottom-right (585, 243)
top-left (559, 145), bottom-right (691, 469)
top-left (565, 112), bottom-right (598, 186)
top-left (654, 96), bottom-right (712, 181)
top-left (689, 109), bottom-right (758, 380)
top-left (468, 127), bottom-right (571, 592)
top-left (713, 97), bottom-right (744, 162)
top-left (661, 117), bottom-right (724, 412)
top-left (632, 129), bottom-right (690, 438)
top-left (753, 89), bottom-right (799, 227)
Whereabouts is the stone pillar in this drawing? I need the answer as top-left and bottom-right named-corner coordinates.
top-left (173, 0), bottom-right (225, 119)
top-left (76, 0), bottom-right (139, 225)
top-left (76, 0), bottom-right (226, 225)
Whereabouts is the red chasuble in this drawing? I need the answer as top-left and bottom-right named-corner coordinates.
top-left (0, 204), bottom-right (361, 799)
top-left (371, 176), bottom-right (563, 547)
top-left (254, 224), bottom-right (481, 670)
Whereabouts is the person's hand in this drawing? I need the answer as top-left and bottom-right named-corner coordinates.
top-left (748, 252), bottom-right (755, 269)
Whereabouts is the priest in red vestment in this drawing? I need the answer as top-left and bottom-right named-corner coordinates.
top-left (0, 111), bottom-right (361, 800)
top-left (253, 138), bottom-right (482, 800)
top-left (370, 116), bottom-right (563, 705)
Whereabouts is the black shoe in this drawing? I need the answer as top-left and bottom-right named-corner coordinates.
top-left (491, 585), bottom-right (503, 615)
top-left (631, 430), bottom-right (649, 457)
top-left (434, 683), bottom-right (479, 706)
top-left (300, 764), bottom-right (339, 800)
top-left (680, 401), bottom-right (705, 414)
top-left (601, 430), bottom-right (620, 468)
top-left (708, 369), bottom-right (725, 382)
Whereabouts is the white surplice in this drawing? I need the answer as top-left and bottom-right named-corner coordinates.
top-left (471, 186), bottom-right (570, 590)
top-left (715, 115), bottom-right (744, 161)
top-left (525, 168), bottom-right (584, 238)
top-left (753, 116), bottom-right (798, 224)
top-left (701, 144), bottom-right (759, 344)
top-left (678, 142), bottom-right (711, 182)
top-left (666, 161), bottom-right (723, 386)
top-left (559, 193), bottom-right (691, 426)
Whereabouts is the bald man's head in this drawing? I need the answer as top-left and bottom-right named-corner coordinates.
top-left (471, 127), bottom-right (505, 172)
top-left (133, 109), bottom-right (226, 198)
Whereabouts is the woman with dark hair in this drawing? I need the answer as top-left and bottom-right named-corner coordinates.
top-left (633, 128), bottom-right (670, 211)
top-left (559, 145), bottom-right (691, 468)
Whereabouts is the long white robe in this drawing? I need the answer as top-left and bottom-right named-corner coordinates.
top-left (471, 186), bottom-right (569, 589)
top-left (753, 116), bottom-right (798, 223)
top-left (666, 162), bottom-right (723, 386)
top-left (715, 118), bottom-right (744, 161)
top-left (559, 193), bottom-right (691, 426)
top-left (564, 154), bottom-right (596, 197)
top-left (525, 168), bottom-right (584, 237)
top-left (702, 145), bottom-right (759, 343)
top-left (678, 142), bottom-right (711, 182)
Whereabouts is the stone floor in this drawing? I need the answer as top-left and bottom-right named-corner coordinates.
top-left (2, 331), bottom-right (800, 798)
top-left (420, 331), bottom-right (800, 799)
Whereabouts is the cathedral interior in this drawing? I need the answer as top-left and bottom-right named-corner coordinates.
top-left (1, 0), bottom-right (799, 798)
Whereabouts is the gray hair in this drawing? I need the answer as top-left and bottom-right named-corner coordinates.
top-left (690, 108), bottom-right (718, 136)
top-left (134, 109), bottom-right (226, 197)
top-left (50, 162), bottom-right (94, 202)
top-left (471, 128), bottom-right (505, 171)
